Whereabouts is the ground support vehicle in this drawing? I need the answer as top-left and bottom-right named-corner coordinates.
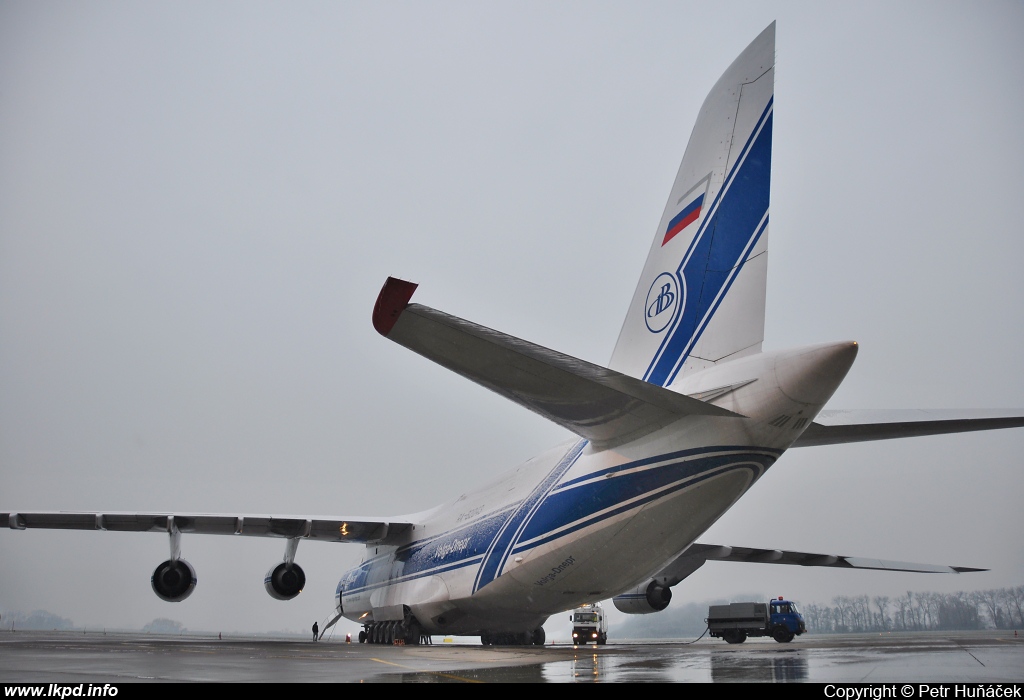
top-left (707, 598), bottom-right (805, 643)
top-left (570, 603), bottom-right (608, 645)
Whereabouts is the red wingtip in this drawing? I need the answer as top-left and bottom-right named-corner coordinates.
top-left (372, 277), bottom-right (418, 336)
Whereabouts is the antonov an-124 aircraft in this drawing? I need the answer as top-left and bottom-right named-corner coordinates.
top-left (4, 23), bottom-right (1023, 646)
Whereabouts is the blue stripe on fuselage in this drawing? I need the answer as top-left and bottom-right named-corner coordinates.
top-left (513, 451), bottom-right (777, 550)
top-left (340, 507), bottom-right (513, 596)
top-left (339, 446), bottom-right (778, 598)
top-left (472, 440), bottom-right (587, 593)
top-left (555, 445), bottom-right (780, 491)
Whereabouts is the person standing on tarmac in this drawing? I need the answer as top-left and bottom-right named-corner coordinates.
top-left (312, 621), bottom-right (319, 641)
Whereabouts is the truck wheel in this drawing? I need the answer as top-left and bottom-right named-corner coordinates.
top-left (597, 634), bottom-right (607, 645)
top-left (723, 630), bottom-right (747, 644)
top-left (772, 627), bottom-right (794, 643)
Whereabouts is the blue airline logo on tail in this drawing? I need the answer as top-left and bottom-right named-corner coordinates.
top-left (645, 273), bottom-right (681, 333)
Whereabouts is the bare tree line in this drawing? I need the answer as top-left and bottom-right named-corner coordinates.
top-left (802, 586), bottom-right (1024, 633)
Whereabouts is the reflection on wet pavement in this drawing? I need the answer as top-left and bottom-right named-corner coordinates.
top-left (2, 631), bottom-right (1021, 683)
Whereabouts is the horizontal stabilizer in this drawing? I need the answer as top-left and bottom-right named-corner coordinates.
top-left (373, 277), bottom-right (742, 449)
top-left (792, 409), bottom-right (1024, 447)
top-left (2, 511), bottom-right (410, 544)
top-left (653, 542), bottom-right (984, 587)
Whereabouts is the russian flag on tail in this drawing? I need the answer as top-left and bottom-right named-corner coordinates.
top-left (662, 185), bottom-right (706, 246)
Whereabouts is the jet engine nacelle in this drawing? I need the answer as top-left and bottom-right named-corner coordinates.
top-left (264, 562), bottom-right (306, 600)
top-left (151, 559), bottom-right (197, 602)
top-left (612, 580), bottom-right (672, 615)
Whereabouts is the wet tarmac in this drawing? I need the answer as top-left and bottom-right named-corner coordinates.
top-left (1, 630), bottom-right (1021, 683)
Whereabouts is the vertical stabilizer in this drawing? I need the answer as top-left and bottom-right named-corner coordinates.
top-left (610, 23), bottom-right (774, 386)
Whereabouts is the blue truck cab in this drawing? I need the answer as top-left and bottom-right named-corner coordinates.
top-left (769, 598), bottom-right (806, 640)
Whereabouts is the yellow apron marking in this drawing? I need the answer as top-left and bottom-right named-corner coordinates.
top-left (369, 657), bottom-right (484, 683)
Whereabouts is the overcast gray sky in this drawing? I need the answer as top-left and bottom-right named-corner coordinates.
top-left (2, 1), bottom-right (1022, 640)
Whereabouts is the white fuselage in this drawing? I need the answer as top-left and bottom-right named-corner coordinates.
top-left (337, 342), bottom-right (857, 635)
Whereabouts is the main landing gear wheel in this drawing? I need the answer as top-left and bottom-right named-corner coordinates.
top-left (723, 630), bottom-right (747, 644)
top-left (772, 626), bottom-right (794, 643)
top-left (404, 620), bottom-right (423, 646)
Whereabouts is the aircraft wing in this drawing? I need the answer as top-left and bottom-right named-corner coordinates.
top-left (372, 277), bottom-right (741, 450)
top-left (1, 511), bottom-right (411, 544)
top-left (653, 542), bottom-right (985, 587)
top-left (791, 409), bottom-right (1024, 447)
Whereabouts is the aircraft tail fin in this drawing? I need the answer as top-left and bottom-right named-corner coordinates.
top-left (609, 22), bottom-right (775, 387)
